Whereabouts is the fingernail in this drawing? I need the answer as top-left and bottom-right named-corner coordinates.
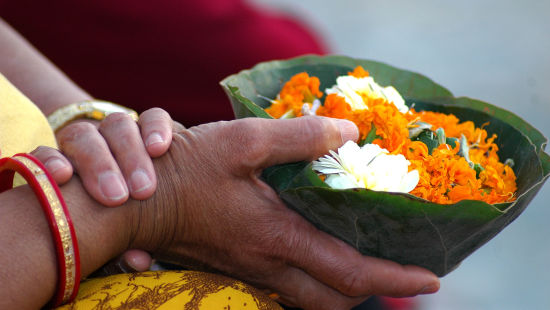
top-left (116, 259), bottom-right (134, 274)
top-left (146, 132), bottom-right (164, 147)
top-left (45, 158), bottom-right (66, 174)
top-left (335, 119), bottom-right (359, 142)
top-left (129, 169), bottom-right (152, 193)
top-left (419, 283), bottom-right (440, 294)
top-left (98, 171), bottom-right (128, 201)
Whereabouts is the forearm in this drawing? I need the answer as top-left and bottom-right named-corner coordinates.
top-left (0, 178), bottom-right (137, 309)
top-left (0, 18), bottom-right (91, 116)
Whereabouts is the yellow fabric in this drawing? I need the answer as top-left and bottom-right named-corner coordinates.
top-left (0, 73), bottom-right (57, 186)
top-left (57, 270), bottom-right (282, 310)
top-left (0, 73), bottom-right (57, 157)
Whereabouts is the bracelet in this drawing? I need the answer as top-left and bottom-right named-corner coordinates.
top-left (0, 153), bottom-right (80, 307)
top-left (47, 100), bottom-right (139, 132)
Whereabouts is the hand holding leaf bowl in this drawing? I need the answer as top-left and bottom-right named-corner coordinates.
top-left (220, 55), bottom-right (550, 276)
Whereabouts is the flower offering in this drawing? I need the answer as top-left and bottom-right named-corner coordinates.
top-left (263, 66), bottom-right (517, 205)
top-left (221, 55), bottom-right (549, 276)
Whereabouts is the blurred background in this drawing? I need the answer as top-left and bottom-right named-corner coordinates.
top-left (251, 0), bottom-right (550, 309)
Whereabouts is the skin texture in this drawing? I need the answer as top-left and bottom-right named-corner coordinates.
top-left (130, 117), bottom-right (440, 310)
top-left (1, 116), bottom-right (439, 309)
top-left (0, 17), bottom-right (169, 273)
top-left (56, 108), bottom-right (174, 205)
top-left (31, 109), bottom-right (177, 274)
top-left (0, 173), bottom-right (138, 310)
top-left (0, 18), bottom-right (173, 207)
top-left (0, 17), bottom-right (440, 310)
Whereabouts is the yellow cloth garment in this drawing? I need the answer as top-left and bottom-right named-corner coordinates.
top-left (58, 271), bottom-right (282, 310)
top-left (0, 73), bottom-right (280, 310)
top-left (0, 74), bottom-right (57, 156)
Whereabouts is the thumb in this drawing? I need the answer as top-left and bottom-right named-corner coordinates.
top-left (229, 116), bottom-right (358, 170)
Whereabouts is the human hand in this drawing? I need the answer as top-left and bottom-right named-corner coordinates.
top-left (31, 146), bottom-right (154, 275)
top-left (134, 116), bottom-right (440, 310)
top-left (32, 107), bottom-right (178, 274)
top-left (55, 107), bottom-right (177, 206)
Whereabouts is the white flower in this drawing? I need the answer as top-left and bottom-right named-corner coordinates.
top-left (381, 85), bottom-right (409, 113)
top-left (312, 141), bottom-right (419, 193)
top-left (325, 75), bottom-right (409, 113)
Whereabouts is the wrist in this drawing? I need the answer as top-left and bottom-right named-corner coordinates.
top-left (48, 100), bottom-right (138, 133)
top-left (42, 93), bottom-right (93, 117)
top-left (61, 177), bottom-right (138, 277)
top-left (128, 138), bottom-right (186, 254)
top-left (0, 173), bottom-right (139, 309)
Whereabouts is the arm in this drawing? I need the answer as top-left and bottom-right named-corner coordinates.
top-left (0, 176), bottom-right (138, 310)
top-left (0, 17), bottom-right (174, 205)
top-left (0, 17), bottom-right (173, 277)
top-left (2, 116), bottom-right (439, 310)
top-left (0, 18), bottom-right (90, 115)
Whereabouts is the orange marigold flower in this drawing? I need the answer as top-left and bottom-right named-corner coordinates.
top-left (349, 66), bottom-right (370, 78)
top-left (317, 94), bottom-right (351, 119)
top-left (265, 68), bottom-right (517, 205)
top-left (265, 72), bottom-right (322, 118)
top-left (264, 101), bottom-right (289, 119)
top-left (369, 102), bottom-right (410, 152)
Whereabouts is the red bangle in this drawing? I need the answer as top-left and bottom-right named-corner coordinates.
top-left (0, 153), bottom-right (80, 307)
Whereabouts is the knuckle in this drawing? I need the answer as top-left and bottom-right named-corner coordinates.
top-left (299, 115), bottom-right (326, 134)
top-left (57, 122), bottom-right (97, 145)
top-left (263, 215), bottom-right (309, 261)
top-left (99, 116), bottom-right (141, 149)
top-left (297, 116), bottom-right (333, 155)
top-left (57, 124), bottom-right (112, 169)
top-left (339, 268), bottom-right (371, 296)
top-left (143, 107), bottom-right (168, 117)
top-left (139, 108), bottom-right (171, 125)
top-left (225, 120), bottom-right (270, 167)
top-left (100, 112), bottom-right (135, 130)
top-left (31, 145), bottom-right (58, 157)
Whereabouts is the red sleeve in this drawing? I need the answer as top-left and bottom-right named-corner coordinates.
top-left (1, 0), bottom-right (328, 126)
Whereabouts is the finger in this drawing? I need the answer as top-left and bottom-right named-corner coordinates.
top-left (262, 266), bottom-right (368, 310)
top-left (30, 146), bottom-right (73, 184)
top-left (121, 249), bottom-right (153, 272)
top-left (99, 112), bottom-right (157, 200)
top-left (90, 249), bottom-right (152, 277)
top-left (228, 116), bottom-right (359, 170)
top-left (274, 216), bottom-right (439, 298)
top-left (138, 108), bottom-right (175, 158)
top-left (57, 122), bottom-right (129, 206)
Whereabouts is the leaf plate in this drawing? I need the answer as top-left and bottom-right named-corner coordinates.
top-left (220, 55), bottom-right (550, 276)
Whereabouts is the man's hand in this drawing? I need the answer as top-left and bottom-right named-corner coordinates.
top-left (136, 116), bottom-right (440, 310)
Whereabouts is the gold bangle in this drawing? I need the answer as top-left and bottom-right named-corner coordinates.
top-left (47, 100), bottom-right (139, 132)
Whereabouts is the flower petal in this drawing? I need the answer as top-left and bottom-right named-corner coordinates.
top-left (325, 173), bottom-right (363, 189)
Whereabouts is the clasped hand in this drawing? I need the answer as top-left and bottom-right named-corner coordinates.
top-left (34, 113), bottom-right (439, 310)
top-left (132, 116), bottom-right (439, 309)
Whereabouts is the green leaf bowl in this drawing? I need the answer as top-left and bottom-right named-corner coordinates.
top-left (220, 55), bottom-right (550, 276)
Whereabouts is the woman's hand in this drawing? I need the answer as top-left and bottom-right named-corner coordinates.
top-left (134, 116), bottom-right (440, 310)
top-left (54, 107), bottom-right (175, 206)
top-left (31, 107), bottom-right (179, 274)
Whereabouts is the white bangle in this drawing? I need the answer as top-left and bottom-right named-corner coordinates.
top-left (47, 100), bottom-right (139, 132)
